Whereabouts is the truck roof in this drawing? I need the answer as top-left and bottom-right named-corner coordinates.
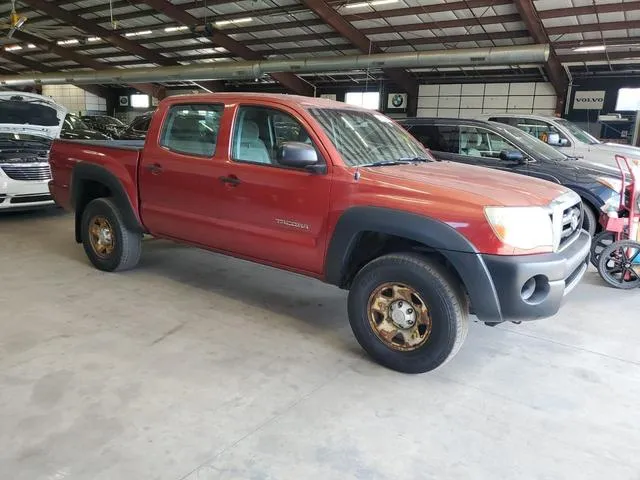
top-left (161, 92), bottom-right (366, 111)
top-left (476, 113), bottom-right (560, 121)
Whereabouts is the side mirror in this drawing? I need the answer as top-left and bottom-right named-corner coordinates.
top-left (499, 150), bottom-right (525, 163)
top-left (278, 141), bottom-right (323, 172)
top-left (558, 138), bottom-right (569, 147)
top-left (547, 132), bottom-right (561, 146)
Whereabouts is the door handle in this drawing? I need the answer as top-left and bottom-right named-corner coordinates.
top-left (145, 163), bottom-right (163, 175)
top-left (219, 175), bottom-right (241, 186)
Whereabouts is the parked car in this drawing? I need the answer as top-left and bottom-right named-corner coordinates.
top-left (401, 117), bottom-right (623, 236)
top-left (118, 112), bottom-right (153, 140)
top-left (0, 91), bottom-right (65, 210)
top-left (49, 93), bottom-right (590, 374)
top-left (478, 113), bottom-right (640, 168)
top-left (81, 115), bottom-right (126, 138)
top-left (60, 114), bottom-right (111, 140)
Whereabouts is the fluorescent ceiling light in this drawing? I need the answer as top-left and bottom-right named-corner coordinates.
top-left (345, 0), bottom-right (398, 8)
top-left (57, 39), bottom-right (79, 45)
top-left (164, 25), bottom-right (189, 32)
top-left (27, 43), bottom-right (36, 49)
top-left (87, 36), bottom-right (101, 42)
top-left (125, 30), bottom-right (153, 37)
top-left (215, 17), bottom-right (252, 26)
top-left (573, 45), bottom-right (607, 52)
top-left (4, 45), bottom-right (22, 51)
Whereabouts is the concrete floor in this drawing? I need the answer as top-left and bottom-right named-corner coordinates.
top-left (1, 209), bottom-right (639, 480)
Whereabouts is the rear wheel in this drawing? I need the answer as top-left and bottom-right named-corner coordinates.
top-left (597, 240), bottom-right (640, 289)
top-left (81, 197), bottom-right (142, 272)
top-left (347, 253), bottom-right (468, 374)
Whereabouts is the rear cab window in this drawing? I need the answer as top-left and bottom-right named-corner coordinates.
top-left (160, 104), bottom-right (223, 157)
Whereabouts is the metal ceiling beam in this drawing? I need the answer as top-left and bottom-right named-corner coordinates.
top-left (11, 31), bottom-right (165, 99)
top-left (0, 51), bottom-right (110, 98)
top-left (138, 0), bottom-right (314, 96)
top-left (513, 0), bottom-right (568, 114)
top-left (547, 20), bottom-right (640, 36)
top-left (539, 1), bottom-right (640, 19)
top-left (18, 0), bottom-right (222, 94)
top-left (300, 0), bottom-right (418, 113)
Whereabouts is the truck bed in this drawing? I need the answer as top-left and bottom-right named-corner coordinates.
top-left (57, 139), bottom-right (145, 151)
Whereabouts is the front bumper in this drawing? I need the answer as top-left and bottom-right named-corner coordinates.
top-left (480, 230), bottom-right (591, 321)
top-left (0, 179), bottom-right (54, 210)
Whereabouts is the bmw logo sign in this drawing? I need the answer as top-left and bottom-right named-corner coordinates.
top-left (391, 94), bottom-right (405, 108)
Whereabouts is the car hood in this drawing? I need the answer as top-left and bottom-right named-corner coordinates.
top-left (0, 92), bottom-right (67, 139)
top-left (589, 142), bottom-right (640, 160)
top-left (364, 161), bottom-right (568, 207)
top-left (531, 157), bottom-right (621, 181)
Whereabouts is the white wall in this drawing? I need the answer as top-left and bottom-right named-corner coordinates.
top-left (42, 84), bottom-right (107, 114)
top-left (417, 82), bottom-right (557, 118)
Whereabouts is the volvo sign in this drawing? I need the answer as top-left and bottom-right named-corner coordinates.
top-left (573, 90), bottom-right (605, 110)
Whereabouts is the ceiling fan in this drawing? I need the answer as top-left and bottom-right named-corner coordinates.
top-left (0, 0), bottom-right (79, 45)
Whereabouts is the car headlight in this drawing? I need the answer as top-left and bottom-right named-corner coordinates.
top-left (597, 177), bottom-right (624, 193)
top-left (485, 206), bottom-right (553, 251)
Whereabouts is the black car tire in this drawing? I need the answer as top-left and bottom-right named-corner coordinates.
top-left (582, 203), bottom-right (598, 237)
top-left (347, 253), bottom-right (469, 374)
top-left (81, 197), bottom-right (142, 272)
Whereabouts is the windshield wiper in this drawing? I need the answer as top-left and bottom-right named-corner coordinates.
top-left (361, 157), bottom-right (431, 167)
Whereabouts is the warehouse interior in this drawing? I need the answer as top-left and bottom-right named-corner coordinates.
top-left (1, 1), bottom-right (640, 479)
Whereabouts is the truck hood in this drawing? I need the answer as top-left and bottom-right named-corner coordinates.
top-left (364, 161), bottom-right (568, 207)
top-left (0, 92), bottom-right (67, 139)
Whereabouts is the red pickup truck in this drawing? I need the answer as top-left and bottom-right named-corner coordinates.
top-left (49, 93), bottom-right (590, 373)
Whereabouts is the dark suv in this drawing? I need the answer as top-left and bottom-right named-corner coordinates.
top-left (401, 118), bottom-right (623, 236)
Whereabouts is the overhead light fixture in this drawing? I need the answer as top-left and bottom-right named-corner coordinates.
top-left (345, 0), bottom-right (398, 8)
top-left (125, 30), bottom-right (153, 37)
top-left (27, 43), bottom-right (36, 49)
top-left (573, 45), bottom-right (607, 52)
top-left (4, 45), bottom-right (22, 51)
top-left (87, 36), bottom-right (101, 42)
top-left (215, 17), bottom-right (252, 26)
top-left (57, 39), bottom-right (79, 45)
top-left (164, 25), bottom-right (189, 32)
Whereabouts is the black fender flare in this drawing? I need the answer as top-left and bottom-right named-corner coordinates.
top-left (325, 206), bottom-right (503, 321)
top-left (70, 163), bottom-right (143, 242)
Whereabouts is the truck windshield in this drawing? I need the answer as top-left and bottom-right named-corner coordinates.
top-left (555, 118), bottom-right (600, 145)
top-left (309, 108), bottom-right (432, 167)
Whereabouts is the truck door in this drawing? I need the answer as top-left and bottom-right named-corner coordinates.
top-left (138, 103), bottom-right (226, 244)
top-left (211, 104), bottom-right (332, 274)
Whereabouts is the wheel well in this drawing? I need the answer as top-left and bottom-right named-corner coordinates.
top-left (74, 180), bottom-right (112, 242)
top-left (340, 231), bottom-right (467, 295)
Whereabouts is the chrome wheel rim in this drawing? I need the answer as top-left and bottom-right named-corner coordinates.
top-left (367, 283), bottom-right (432, 351)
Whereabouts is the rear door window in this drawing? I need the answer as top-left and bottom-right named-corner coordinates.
top-left (160, 104), bottom-right (223, 157)
top-left (408, 125), bottom-right (459, 154)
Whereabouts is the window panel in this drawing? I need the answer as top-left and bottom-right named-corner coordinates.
top-left (159, 103), bottom-right (223, 157)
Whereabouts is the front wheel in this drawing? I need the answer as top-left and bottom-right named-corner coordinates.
top-left (582, 203), bottom-right (598, 237)
top-left (347, 253), bottom-right (469, 374)
top-left (81, 197), bottom-right (142, 272)
top-left (590, 231), bottom-right (615, 268)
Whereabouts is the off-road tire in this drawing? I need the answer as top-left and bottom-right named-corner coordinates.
top-left (347, 253), bottom-right (469, 374)
top-left (81, 197), bottom-right (142, 272)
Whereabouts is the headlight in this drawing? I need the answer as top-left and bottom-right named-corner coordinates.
top-left (597, 177), bottom-right (624, 193)
top-left (485, 206), bottom-right (553, 251)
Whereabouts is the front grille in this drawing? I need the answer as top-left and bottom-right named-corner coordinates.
top-left (1, 164), bottom-right (51, 181)
top-left (10, 194), bottom-right (53, 204)
top-left (559, 204), bottom-right (582, 247)
top-left (548, 191), bottom-right (582, 252)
